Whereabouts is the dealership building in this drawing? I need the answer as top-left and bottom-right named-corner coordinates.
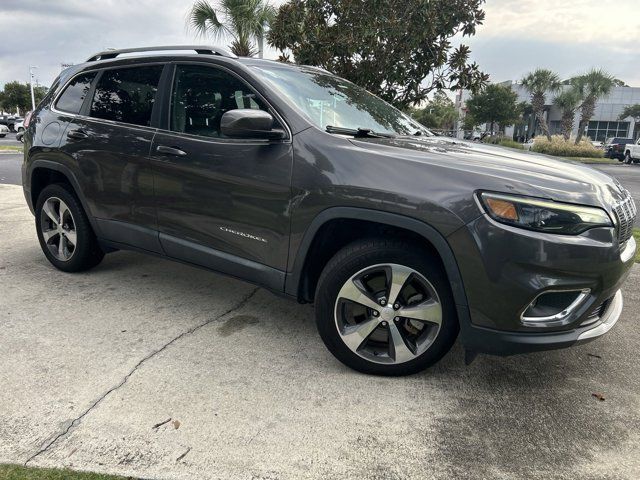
top-left (456, 81), bottom-right (640, 142)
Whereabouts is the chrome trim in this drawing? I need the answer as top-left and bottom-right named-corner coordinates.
top-left (621, 236), bottom-right (637, 263)
top-left (577, 290), bottom-right (623, 341)
top-left (520, 288), bottom-right (591, 327)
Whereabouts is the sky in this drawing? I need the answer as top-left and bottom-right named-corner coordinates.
top-left (0, 0), bottom-right (639, 91)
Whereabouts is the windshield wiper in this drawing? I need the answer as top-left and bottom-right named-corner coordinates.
top-left (325, 125), bottom-right (395, 138)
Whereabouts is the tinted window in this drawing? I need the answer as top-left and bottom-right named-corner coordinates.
top-left (90, 65), bottom-right (163, 126)
top-left (55, 72), bottom-right (96, 114)
top-left (170, 64), bottom-right (266, 138)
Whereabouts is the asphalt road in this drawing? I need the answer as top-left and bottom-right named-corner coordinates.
top-left (1, 183), bottom-right (639, 479)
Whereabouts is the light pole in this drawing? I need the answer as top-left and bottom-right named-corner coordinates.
top-left (29, 65), bottom-right (38, 111)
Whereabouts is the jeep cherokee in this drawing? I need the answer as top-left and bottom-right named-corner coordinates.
top-left (22, 46), bottom-right (637, 375)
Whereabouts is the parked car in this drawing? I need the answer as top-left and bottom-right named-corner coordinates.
top-left (22, 46), bottom-right (636, 375)
top-left (604, 137), bottom-right (634, 160)
top-left (1, 115), bottom-right (25, 131)
top-left (14, 119), bottom-right (24, 132)
top-left (623, 138), bottom-right (640, 164)
top-left (0, 124), bottom-right (8, 137)
top-left (523, 138), bottom-right (536, 150)
top-left (16, 130), bottom-right (24, 143)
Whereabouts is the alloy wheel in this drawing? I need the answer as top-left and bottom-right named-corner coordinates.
top-left (333, 263), bottom-right (442, 365)
top-left (40, 197), bottom-right (77, 261)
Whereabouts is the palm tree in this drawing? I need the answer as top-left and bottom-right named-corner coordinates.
top-left (553, 88), bottom-right (581, 141)
top-left (521, 69), bottom-right (562, 141)
top-left (572, 69), bottom-right (616, 144)
top-left (187, 0), bottom-right (276, 57)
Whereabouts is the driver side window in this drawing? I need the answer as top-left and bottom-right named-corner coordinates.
top-left (170, 64), bottom-right (267, 138)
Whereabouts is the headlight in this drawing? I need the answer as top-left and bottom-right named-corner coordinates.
top-left (478, 192), bottom-right (613, 234)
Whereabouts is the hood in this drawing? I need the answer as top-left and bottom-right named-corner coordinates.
top-left (349, 135), bottom-right (628, 209)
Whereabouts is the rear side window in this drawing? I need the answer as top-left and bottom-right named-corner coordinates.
top-left (55, 72), bottom-right (96, 114)
top-left (90, 65), bottom-right (163, 126)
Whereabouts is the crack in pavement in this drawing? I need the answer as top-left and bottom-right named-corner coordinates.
top-left (24, 287), bottom-right (260, 466)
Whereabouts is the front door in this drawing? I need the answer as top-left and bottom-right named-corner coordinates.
top-left (150, 63), bottom-right (293, 286)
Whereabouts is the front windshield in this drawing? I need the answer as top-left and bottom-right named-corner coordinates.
top-left (251, 65), bottom-right (431, 137)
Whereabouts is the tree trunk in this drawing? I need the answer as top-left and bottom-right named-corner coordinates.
top-left (575, 97), bottom-right (595, 145)
top-left (561, 109), bottom-right (574, 141)
top-left (532, 93), bottom-right (551, 141)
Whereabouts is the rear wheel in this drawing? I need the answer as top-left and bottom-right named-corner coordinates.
top-left (315, 239), bottom-right (458, 376)
top-left (625, 152), bottom-right (633, 164)
top-left (35, 184), bottom-right (104, 272)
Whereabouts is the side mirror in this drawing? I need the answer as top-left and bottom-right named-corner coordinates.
top-left (220, 109), bottom-right (285, 140)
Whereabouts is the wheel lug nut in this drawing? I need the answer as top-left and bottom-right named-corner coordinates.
top-left (394, 303), bottom-right (400, 309)
top-left (379, 299), bottom-right (386, 305)
top-left (381, 321), bottom-right (387, 326)
top-left (372, 311), bottom-right (379, 317)
top-left (394, 317), bottom-right (399, 322)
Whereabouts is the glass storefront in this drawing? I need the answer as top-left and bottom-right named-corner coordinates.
top-left (587, 121), bottom-right (630, 142)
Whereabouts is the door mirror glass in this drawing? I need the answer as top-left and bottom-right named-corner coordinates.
top-left (221, 109), bottom-right (285, 139)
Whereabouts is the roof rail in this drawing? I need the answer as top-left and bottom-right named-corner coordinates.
top-left (86, 45), bottom-right (238, 62)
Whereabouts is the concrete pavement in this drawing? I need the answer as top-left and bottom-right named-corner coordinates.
top-left (1, 183), bottom-right (640, 479)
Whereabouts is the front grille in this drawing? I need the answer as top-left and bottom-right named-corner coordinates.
top-left (581, 296), bottom-right (613, 327)
top-left (613, 189), bottom-right (637, 244)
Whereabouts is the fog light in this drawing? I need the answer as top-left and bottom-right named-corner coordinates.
top-left (521, 289), bottom-right (590, 327)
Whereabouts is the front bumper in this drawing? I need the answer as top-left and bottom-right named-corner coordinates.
top-left (450, 213), bottom-right (635, 355)
top-left (458, 289), bottom-right (623, 356)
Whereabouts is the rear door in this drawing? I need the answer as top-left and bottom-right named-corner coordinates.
top-left (60, 64), bottom-right (165, 252)
top-left (150, 63), bottom-right (293, 287)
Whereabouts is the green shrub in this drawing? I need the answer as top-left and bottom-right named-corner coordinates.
top-left (531, 135), bottom-right (604, 158)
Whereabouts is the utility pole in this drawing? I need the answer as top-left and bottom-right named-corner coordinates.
top-left (29, 65), bottom-right (38, 111)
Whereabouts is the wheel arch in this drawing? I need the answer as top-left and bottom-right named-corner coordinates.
top-left (29, 160), bottom-right (100, 235)
top-left (285, 207), bottom-right (467, 307)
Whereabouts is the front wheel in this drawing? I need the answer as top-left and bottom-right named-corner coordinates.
top-left (315, 239), bottom-right (458, 376)
top-left (625, 152), bottom-right (633, 164)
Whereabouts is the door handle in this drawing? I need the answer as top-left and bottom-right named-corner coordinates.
top-left (156, 145), bottom-right (187, 157)
top-left (67, 129), bottom-right (89, 140)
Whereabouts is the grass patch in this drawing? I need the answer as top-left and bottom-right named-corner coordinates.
top-left (634, 229), bottom-right (640, 264)
top-left (560, 156), bottom-right (619, 164)
top-left (498, 139), bottom-right (524, 150)
top-left (0, 465), bottom-right (137, 480)
top-left (0, 145), bottom-right (22, 152)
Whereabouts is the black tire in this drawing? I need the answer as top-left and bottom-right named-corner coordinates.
top-left (625, 152), bottom-right (632, 164)
top-left (315, 238), bottom-right (458, 376)
top-left (35, 183), bottom-right (104, 272)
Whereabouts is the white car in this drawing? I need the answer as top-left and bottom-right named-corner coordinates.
top-left (623, 138), bottom-right (640, 164)
top-left (523, 138), bottom-right (536, 151)
top-left (0, 124), bottom-right (9, 138)
top-left (14, 120), bottom-right (24, 132)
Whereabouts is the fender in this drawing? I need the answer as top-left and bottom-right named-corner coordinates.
top-left (27, 159), bottom-right (102, 236)
top-left (285, 207), bottom-right (468, 307)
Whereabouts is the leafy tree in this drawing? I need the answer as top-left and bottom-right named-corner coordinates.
top-left (465, 84), bottom-right (520, 134)
top-left (187, 0), bottom-right (276, 57)
top-left (553, 88), bottom-right (581, 140)
top-left (521, 69), bottom-right (561, 141)
top-left (409, 92), bottom-right (458, 131)
top-left (619, 104), bottom-right (640, 141)
top-left (0, 81), bottom-right (47, 114)
top-left (619, 104), bottom-right (640, 121)
top-left (572, 69), bottom-right (616, 144)
top-left (268, 0), bottom-right (489, 110)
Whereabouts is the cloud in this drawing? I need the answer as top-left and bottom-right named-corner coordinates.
top-left (477, 0), bottom-right (640, 45)
top-left (0, 0), bottom-right (638, 93)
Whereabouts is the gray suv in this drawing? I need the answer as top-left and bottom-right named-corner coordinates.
top-left (22, 46), bottom-right (637, 375)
